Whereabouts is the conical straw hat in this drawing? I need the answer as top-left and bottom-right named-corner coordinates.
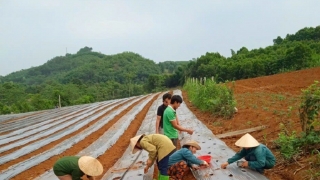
top-left (130, 134), bottom-right (144, 154)
top-left (184, 140), bottom-right (201, 150)
top-left (78, 156), bottom-right (103, 176)
top-left (235, 133), bottom-right (260, 148)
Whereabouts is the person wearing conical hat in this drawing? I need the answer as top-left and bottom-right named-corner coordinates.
top-left (167, 140), bottom-right (209, 179)
top-left (130, 134), bottom-right (176, 180)
top-left (221, 133), bottom-right (276, 174)
top-left (53, 156), bottom-right (103, 180)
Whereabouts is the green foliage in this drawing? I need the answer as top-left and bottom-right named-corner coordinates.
top-left (275, 131), bottom-right (320, 161)
top-left (1, 47), bottom-right (184, 114)
top-left (77, 46), bottom-right (93, 54)
top-left (275, 131), bottom-right (300, 160)
top-left (183, 78), bottom-right (236, 119)
top-left (158, 61), bottom-right (189, 74)
top-left (2, 50), bottom-right (160, 85)
top-left (299, 81), bottom-right (320, 134)
top-left (182, 26), bottom-right (320, 83)
top-left (276, 81), bottom-right (320, 162)
top-left (145, 74), bottom-right (167, 92)
top-left (308, 150), bottom-right (320, 178)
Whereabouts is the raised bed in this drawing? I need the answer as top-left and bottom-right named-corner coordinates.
top-left (34, 94), bottom-right (156, 180)
top-left (174, 90), bottom-right (268, 180)
top-left (0, 97), bottom-right (134, 165)
top-left (101, 93), bottom-right (165, 180)
top-left (0, 96), bottom-right (144, 180)
top-left (0, 100), bottom-right (114, 144)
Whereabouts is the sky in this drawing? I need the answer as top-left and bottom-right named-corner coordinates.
top-left (0, 1), bottom-right (319, 76)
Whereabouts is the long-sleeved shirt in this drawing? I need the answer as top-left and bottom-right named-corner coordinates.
top-left (227, 144), bottom-right (276, 169)
top-left (168, 148), bottom-right (203, 167)
top-left (53, 156), bottom-right (84, 180)
top-left (140, 134), bottom-right (176, 164)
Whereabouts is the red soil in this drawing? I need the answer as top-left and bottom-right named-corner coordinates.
top-left (182, 67), bottom-right (320, 180)
top-left (95, 93), bottom-right (159, 179)
top-left (9, 96), bottom-right (146, 179)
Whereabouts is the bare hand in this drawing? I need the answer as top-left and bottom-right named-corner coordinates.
top-left (146, 159), bottom-right (153, 167)
top-left (221, 162), bottom-right (229, 169)
top-left (201, 161), bottom-right (209, 167)
top-left (187, 129), bottom-right (194, 135)
top-left (191, 164), bottom-right (200, 170)
top-left (241, 161), bottom-right (249, 168)
top-left (144, 166), bottom-right (149, 174)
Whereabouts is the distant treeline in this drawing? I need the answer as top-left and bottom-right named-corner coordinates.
top-left (0, 26), bottom-right (319, 114)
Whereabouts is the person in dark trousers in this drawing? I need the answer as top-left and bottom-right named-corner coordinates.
top-left (221, 133), bottom-right (276, 174)
top-left (168, 140), bottom-right (208, 179)
top-left (156, 93), bottom-right (171, 134)
top-left (163, 95), bottom-right (193, 147)
top-left (53, 156), bottom-right (103, 180)
top-left (130, 134), bottom-right (176, 180)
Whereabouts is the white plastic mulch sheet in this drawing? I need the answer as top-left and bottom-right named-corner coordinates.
top-left (0, 96), bottom-right (141, 180)
top-left (34, 94), bottom-right (155, 180)
top-left (173, 90), bottom-right (269, 180)
top-left (101, 93), bottom-right (165, 180)
top-left (0, 100), bottom-right (114, 146)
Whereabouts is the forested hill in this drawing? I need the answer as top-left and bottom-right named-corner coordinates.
top-left (1, 47), bottom-right (162, 85)
top-left (184, 26), bottom-right (320, 81)
top-left (0, 47), bottom-right (186, 114)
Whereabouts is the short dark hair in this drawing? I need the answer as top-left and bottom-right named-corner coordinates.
top-left (182, 145), bottom-right (191, 149)
top-left (171, 95), bottom-right (183, 104)
top-left (162, 93), bottom-right (172, 102)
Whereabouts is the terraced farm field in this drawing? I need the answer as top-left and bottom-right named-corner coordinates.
top-left (183, 67), bottom-right (320, 180)
top-left (0, 90), bottom-right (267, 180)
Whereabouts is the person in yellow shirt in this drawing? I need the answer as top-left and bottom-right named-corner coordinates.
top-left (130, 134), bottom-right (176, 180)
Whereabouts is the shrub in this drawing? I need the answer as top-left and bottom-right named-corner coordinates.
top-left (276, 81), bottom-right (320, 161)
top-left (299, 81), bottom-right (320, 134)
top-left (183, 78), bottom-right (236, 119)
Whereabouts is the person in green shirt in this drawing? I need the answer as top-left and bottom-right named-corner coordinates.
top-left (156, 93), bottom-right (181, 135)
top-left (221, 133), bottom-right (276, 174)
top-left (53, 156), bottom-right (103, 180)
top-left (130, 134), bottom-right (176, 180)
top-left (163, 95), bottom-right (194, 146)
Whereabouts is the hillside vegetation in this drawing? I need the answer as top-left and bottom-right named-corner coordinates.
top-left (0, 26), bottom-right (319, 114)
top-left (0, 48), bottom-right (186, 114)
top-left (182, 26), bottom-right (320, 82)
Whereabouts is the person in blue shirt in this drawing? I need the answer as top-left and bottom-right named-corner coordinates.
top-left (221, 133), bottom-right (276, 174)
top-left (168, 140), bottom-right (208, 179)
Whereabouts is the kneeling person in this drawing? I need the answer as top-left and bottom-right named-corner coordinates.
top-left (168, 141), bottom-right (209, 179)
top-left (53, 156), bottom-right (103, 180)
top-left (221, 133), bottom-right (276, 174)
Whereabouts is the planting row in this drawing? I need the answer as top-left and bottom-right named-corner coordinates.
top-left (0, 95), bottom-right (144, 179)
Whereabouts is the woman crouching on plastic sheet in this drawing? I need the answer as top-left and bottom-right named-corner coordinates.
top-left (221, 133), bottom-right (276, 174)
top-left (130, 134), bottom-right (176, 180)
top-left (53, 156), bottom-right (103, 180)
top-left (167, 140), bottom-right (209, 179)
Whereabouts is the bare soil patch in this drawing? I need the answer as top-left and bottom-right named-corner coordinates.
top-left (182, 67), bottom-right (320, 180)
